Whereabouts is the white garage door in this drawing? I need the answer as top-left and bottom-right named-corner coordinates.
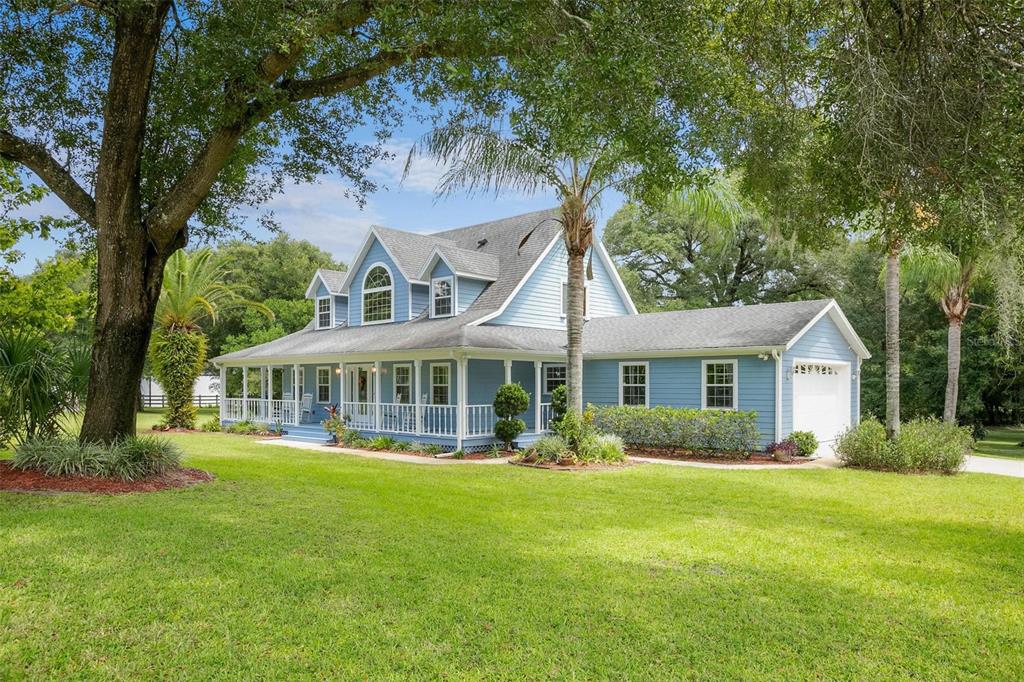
top-left (792, 362), bottom-right (851, 445)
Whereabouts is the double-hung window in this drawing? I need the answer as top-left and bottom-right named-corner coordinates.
top-left (545, 364), bottom-right (566, 393)
top-left (394, 365), bottom-right (412, 404)
top-left (431, 276), bottom-right (453, 317)
top-left (620, 363), bottom-right (648, 407)
top-left (316, 366), bottom-right (331, 403)
top-left (316, 297), bottom-right (332, 329)
top-left (431, 364), bottom-right (450, 405)
top-left (702, 360), bottom-right (737, 410)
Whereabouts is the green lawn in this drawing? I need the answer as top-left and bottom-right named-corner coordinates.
top-left (974, 426), bottom-right (1024, 460)
top-left (2, 420), bottom-right (1023, 679)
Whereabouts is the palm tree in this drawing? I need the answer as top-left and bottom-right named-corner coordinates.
top-left (410, 124), bottom-right (737, 415)
top-left (150, 248), bottom-right (270, 429)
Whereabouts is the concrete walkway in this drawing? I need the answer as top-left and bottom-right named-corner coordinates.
top-left (257, 438), bottom-right (510, 465)
top-left (963, 455), bottom-right (1024, 478)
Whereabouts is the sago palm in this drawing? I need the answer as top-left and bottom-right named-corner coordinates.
top-left (410, 123), bottom-right (733, 414)
top-left (150, 248), bottom-right (271, 428)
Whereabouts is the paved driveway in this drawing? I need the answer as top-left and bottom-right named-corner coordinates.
top-left (963, 455), bottom-right (1024, 478)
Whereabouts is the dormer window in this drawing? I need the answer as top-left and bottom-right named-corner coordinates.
top-left (362, 264), bottom-right (393, 324)
top-left (431, 276), bottom-right (454, 317)
top-left (316, 296), bottom-right (332, 329)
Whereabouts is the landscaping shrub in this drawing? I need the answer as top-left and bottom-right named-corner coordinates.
top-left (224, 420), bottom-right (270, 435)
top-left (528, 434), bottom-right (570, 463)
top-left (367, 435), bottom-right (397, 450)
top-left (493, 383), bottom-right (530, 449)
top-left (339, 428), bottom-right (367, 447)
top-left (766, 440), bottom-right (799, 462)
top-left (424, 444), bottom-right (443, 456)
top-left (321, 405), bottom-right (346, 438)
top-left (591, 433), bottom-right (626, 463)
top-left (550, 384), bottom-right (567, 426)
top-left (408, 441), bottom-right (426, 453)
top-left (836, 418), bottom-right (972, 474)
top-left (149, 328), bottom-right (206, 430)
top-left (13, 436), bottom-right (182, 481)
top-left (200, 417), bottom-right (222, 432)
top-left (554, 409), bottom-right (598, 459)
top-left (787, 430), bottom-right (818, 456)
top-left (590, 405), bottom-right (760, 454)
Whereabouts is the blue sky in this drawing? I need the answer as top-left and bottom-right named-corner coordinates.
top-left (10, 125), bottom-right (627, 275)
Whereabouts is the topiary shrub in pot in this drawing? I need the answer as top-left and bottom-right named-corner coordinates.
top-left (493, 383), bottom-right (530, 450)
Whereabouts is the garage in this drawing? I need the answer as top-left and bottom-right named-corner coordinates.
top-left (792, 361), bottom-right (851, 445)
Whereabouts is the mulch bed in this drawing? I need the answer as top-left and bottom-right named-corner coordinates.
top-left (627, 448), bottom-right (814, 465)
top-left (0, 461), bottom-right (214, 495)
top-left (509, 459), bottom-right (634, 471)
top-left (332, 443), bottom-right (512, 460)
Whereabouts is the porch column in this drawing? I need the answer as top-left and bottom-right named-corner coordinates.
top-left (373, 360), bottom-right (382, 430)
top-left (534, 360), bottom-right (542, 433)
top-left (242, 366), bottom-right (249, 420)
top-left (414, 359), bottom-right (423, 435)
top-left (265, 365), bottom-right (272, 401)
top-left (218, 364), bottom-right (226, 421)
top-left (292, 364), bottom-right (300, 425)
top-left (456, 355), bottom-right (467, 450)
top-left (504, 359), bottom-right (512, 384)
top-left (339, 361), bottom-right (346, 411)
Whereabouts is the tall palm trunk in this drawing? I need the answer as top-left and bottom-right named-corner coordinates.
top-left (566, 249), bottom-right (586, 414)
top-left (884, 245), bottom-right (901, 438)
top-left (944, 320), bottom-right (961, 423)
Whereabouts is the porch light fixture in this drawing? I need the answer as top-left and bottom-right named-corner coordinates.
top-left (334, 367), bottom-right (342, 375)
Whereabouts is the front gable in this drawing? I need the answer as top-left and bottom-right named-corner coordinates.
top-left (347, 237), bottom-right (410, 326)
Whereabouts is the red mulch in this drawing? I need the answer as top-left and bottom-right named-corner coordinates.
top-left (510, 457), bottom-right (633, 471)
top-left (627, 447), bottom-right (813, 465)
top-left (332, 443), bottom-right (513, 460)
top-left (0, 461), bottom-right (214, 494)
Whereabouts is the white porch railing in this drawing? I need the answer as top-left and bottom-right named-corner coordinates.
top-left (421, 404), bottom-right (457, 436)
top-left (465, 404), bottom-right (497, 437)
top-left (378, 403), bottom-right (418, 435)
top-left (341, 401), bottom-right (376, 431)
top-left (540, 402), bottom-right (554, 432)
top-left (223, 398), bottom-right (297, 425)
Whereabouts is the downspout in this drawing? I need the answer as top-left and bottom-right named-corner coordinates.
top-left (772, 349), bottom-right (783, 443)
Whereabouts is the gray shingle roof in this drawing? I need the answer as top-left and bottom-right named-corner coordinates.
top-left (318, 268), bottom-right (347, 293)
top-left (371, 226), bottom-right (455, 281)
top-left (213, 298), bottom-right (840, 363)
top-left (430, 245), bottom-right (500, 280)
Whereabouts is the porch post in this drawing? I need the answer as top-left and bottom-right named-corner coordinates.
top-left (292, 364), bottom-right (300, 425)
top-left (534, 360), bottom-right (542, 433)
top-left (218, 364), bottom-right (226, 422)
top-left (504, 359), bottom-right (512, 384)
top-left (373, 360), bottom-right (382, 431)
top-left (339, 361), bottom-right (346, 410)
top-left (265, 365), bottom-right (272, 401)
top-left (241, 366), bottom-right (249, 420)
top-left (414, 359), bottom-right (423, 435)
top-left (456, 355), bottom-right (467, 450)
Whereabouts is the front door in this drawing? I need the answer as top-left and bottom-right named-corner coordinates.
top-left (345, 364), bottom-right (375, 429)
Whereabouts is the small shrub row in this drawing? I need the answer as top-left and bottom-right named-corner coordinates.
top-left (222, 420), bottom-right (274, 436)
top-left (590, 405), bottom-right (760, 454)
top-left (836, 417), bottom-right (973, 474)
top-left (13, 436), bottom-right (183, 481)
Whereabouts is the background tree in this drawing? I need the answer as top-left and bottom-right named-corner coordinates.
top-left (150, 248), bottom-right (269, 429)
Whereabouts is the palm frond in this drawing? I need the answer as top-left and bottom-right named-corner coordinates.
top-left (900, 244), bottom-right (963, 299)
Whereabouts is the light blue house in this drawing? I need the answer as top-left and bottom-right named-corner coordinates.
top-left (213, 209), bottom-right (870, 451)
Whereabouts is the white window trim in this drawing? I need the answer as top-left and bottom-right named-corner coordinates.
top-left (430, 275), bottom-right (455, 318)
top-left (701, 359), bottom-right (738, 411)
top-left (315, 296), bottom-right (333, 330)
top-left (544, 363), bottom-right (567, 394)
top-left (560, 279), bottom-right (591, 320)
top-left (430, 362), bottom-right (451, 405)
top-left (361, 261), bottom-right (395, 325)
top-left (315, 365), bottom-right (332, 404)
top-left (618, 361), bottom-right (650, 408)
top-left (294, 367), bottom-right (306, 399)
top-left (393, 363), bottom-right (412, 404)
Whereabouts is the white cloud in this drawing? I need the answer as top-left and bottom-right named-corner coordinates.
top-left (369, 141), bottom-right (450, 193)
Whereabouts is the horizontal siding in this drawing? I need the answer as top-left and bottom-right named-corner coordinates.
top-left (348, 238), bottom-right (409, 326)
top-left (491, 239), bottom-right (630, 328)
top-left (333, 296), bottom-right (347, 327)
top-left (781, 313), bottom-right (859, 437)
top-left (458, 278), bottom-right (488, 313)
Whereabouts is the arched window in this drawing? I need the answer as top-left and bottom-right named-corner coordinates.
top-left (362, 264), bottom-right (393, 323)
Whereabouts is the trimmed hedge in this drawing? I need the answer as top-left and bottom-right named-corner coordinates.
top-left (589, 405), bottom-right (760, 453)
top-left (836, 417), bottom-right (973, 474)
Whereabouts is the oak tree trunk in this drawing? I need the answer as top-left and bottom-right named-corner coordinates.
top-left (884, 249), bottom-right (901, 439)
top-left (943, 320), bottom-right (961, 424)
top-left (79, 2), bottom-right (173, 444)
top-left (566, 250), bottom-right (586, 414)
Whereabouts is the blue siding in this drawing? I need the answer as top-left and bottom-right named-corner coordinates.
top-left (781, 314), bottom-right (859, 437)
top-left (582, 355), bottom-right (777, 447)
top-left (510, 360), bottom-right (538, 431)
top-left (490, 239), bottom-right (631, 328)
top-left (411, 284), bottom-right (429, 317)
top-left (348, 238), bottom-right (409, 326)
top-left (431, 259), bottom-right (453, 279)
top-left (467, 359), bottom-right (503, 404)
top-left (458, 278), bottom-right (488, 313)
top-left (334, 296), bottom-right (348, 327)
top-left (314, 281), bottom-right (329, 297)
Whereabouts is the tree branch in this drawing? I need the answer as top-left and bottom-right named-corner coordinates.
top-left (0, 130), bottom-right (97, 227)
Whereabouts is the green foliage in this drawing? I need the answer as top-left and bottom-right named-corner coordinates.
top-left (200, 417), bottom-right (222, 433)
top-left (550, 385), bottom-right (568, 425)
top-left (339, 429), bottom-right (367, 448)
top-left (526, 435), bottom-right (570, 463)
top-left (493, 382), bottom-right (530, 448)
top-left (591, 434), bottom-right (627, 463)
top-left (836, 418), bottom-right (972, 474)
top-left (553, 410), bottom-right (597, 459)
top-left (13, 435), bottom-right (182, 481)
top-left (450, 449), bottom-right (465, 460)
top-left (367, 435), bottom-right (397, 450)
top-left (0, 329), bottom-right (89, 445)
top-left (0, 251), bottom-right (95, 337)
top-left (423, 444), bottom-right (443, 456)
top-left (590, 405), bottom-right (760, 454)
top-left (223, 420), bottom-right (271, 436)
top-left (787, 431), bottom-right (819, 457)
top-left (149, 329), bottom-right (206, 430)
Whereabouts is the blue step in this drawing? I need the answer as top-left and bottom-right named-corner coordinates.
top-left (281, 433), bottom-right (332, 444)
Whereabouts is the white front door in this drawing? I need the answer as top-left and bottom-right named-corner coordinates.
top-left (344, 364), bottom-right (375, 429)
top-left (792, 361), bottom-right (851, 448)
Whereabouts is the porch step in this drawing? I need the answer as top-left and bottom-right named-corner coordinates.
top-left (281, 433), bottom-right (332, 445)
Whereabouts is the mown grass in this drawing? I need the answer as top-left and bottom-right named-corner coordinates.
top-left (974, 426), bottom-right (1024, 460)
top-left (1, 417), bottom-right (1023, 679)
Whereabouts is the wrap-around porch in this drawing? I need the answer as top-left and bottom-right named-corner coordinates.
top-left (218, 357), bottom-right (562, 449)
